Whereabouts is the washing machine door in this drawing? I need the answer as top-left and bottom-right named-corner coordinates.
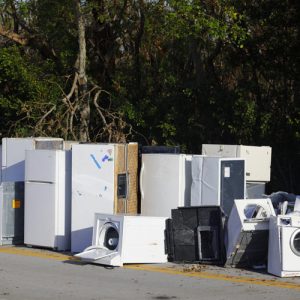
top-left (75, 222), bottom-right (122, 266)
top-left (96, 222), bottom-right (119, 250)
top-left (290, 229), bottom-right (300, 256)
top-left (281, 227), bottom-right (300, 272)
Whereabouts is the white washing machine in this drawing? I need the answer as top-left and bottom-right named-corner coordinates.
top-left (75, 214), bottom-right (167, 266)
top-left (268, 214), bottom-right (300, 277)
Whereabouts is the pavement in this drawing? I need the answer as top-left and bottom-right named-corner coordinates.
top-left (0, 246), bottom-right (299, 300)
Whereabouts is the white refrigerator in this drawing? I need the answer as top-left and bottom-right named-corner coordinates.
top-left (71, 143), bottom-right (138, 253)
top-left (140, 154), bottom-right (192, 218)
top-left (24, 149), bottom-right (71, 251)
top-left (0, 137), bottom-right (64, 245)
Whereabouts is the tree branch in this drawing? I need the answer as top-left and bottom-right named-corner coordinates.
top-left (0, 27), bottom-right (27, 45)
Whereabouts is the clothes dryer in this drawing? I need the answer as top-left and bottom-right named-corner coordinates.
top-left (75, 214), bottom-right (167, 266)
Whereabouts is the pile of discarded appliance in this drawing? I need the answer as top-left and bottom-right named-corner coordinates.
top-left (0, 138), bottom-right (299, 278)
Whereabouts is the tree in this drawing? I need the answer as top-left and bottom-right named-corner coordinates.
top-left (0, 0), bottom-right (299, 192)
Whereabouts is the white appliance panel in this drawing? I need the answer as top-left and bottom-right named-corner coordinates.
top-left (238, 146), bottom-right (271, 182)
top-left (25, 182), bottom-right (56, 248)
top-left (202, 144), bottom-right (238, 157)
top-left (1, 138), bottom-right (64, 182)
top-left (2, 138), bottom-right (34, 182)
top-left (25, 150), bottom-right (58, 183)
top-left (71, 144), bottom-right (115, 253)
top-left (122, 217), bottom-right (166, 263)
top-left (140, 154), bottom-right (181, 217)
top-left (140, 154), bottom-right (191, 217)
top-left (202, 144), bottom-right (271, 182)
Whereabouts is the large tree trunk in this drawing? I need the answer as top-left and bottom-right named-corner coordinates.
top-left (76, 0), bottom-right (90, 142)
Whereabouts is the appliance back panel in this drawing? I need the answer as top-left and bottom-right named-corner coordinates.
top-left (166, 206), bottom-right (225, 264)
top-left (171, 208), bottom-right (198, 230)
top-left (174, 245), bottom-right (198, 262)
top-left (173, 229), bottom-right (196, 246)
top-left (197, 207), bottom-right (222, 226)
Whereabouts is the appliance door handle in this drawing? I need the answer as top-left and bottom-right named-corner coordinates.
top-left (140, 162), bottom-right (145, 200)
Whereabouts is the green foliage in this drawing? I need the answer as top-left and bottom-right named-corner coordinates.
top-left (31, 0), bottom-right (78, 71)
top-left (165, 0), bottom-right (248, 45)
top-left (0, 46), bottom-right (61, 136)
top-left (0, 0), bottom-right (298, 192)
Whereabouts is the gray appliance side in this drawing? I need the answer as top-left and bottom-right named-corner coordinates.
top-left (63, 150), bottom-right (72, 250)
top-left (246, 182), bottom-right (266, 199)
top-left (201, 157), bottom-right (220, 206)
top-left (225, 204), bottom-right (242, 257)
top-left (183, 155), bottom-right (193, 207)
top-left (34, 138), bottom-right (64, 150)
top-left (1, 181), bottom-right (25, 245)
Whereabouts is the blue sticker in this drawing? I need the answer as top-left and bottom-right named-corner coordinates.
top-left (90, 154), bottom-right (101, 169)
top-left (102, 154), bottom-right (109, 162)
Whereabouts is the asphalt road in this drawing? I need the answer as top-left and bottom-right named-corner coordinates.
top-left (0, 247), bottom-right (299, 300)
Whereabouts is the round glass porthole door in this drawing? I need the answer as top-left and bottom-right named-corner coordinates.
top-left (290, 230), bottom-right (300, 256)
